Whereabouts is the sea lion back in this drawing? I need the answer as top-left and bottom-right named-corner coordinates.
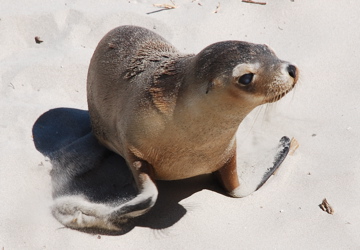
top-left (88, 25), bottom-right (178, 82)
top-left (87, 26), bottom-right (179, 149)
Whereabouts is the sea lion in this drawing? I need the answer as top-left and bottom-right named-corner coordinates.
top-left (53, 25), bottom-right (299, 231)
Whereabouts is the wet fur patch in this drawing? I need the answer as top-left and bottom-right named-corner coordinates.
top-left (125, 40), bottom-right (178, 79)
top-left (150, 58), bottom-right (183, 114)
top-left (124, 39), bottom-right (193, 114)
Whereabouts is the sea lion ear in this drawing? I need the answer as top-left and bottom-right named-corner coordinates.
top-left (206, 81), bottom-right (214, 94)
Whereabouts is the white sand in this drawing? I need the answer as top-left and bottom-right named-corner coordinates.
top-left (1, 0), bottom-right (360, 249)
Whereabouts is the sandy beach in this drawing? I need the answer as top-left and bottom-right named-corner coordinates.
top-left (1, 0), bottom-right (360, 249)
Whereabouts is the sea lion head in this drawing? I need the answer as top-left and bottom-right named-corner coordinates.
top-left (193, 41), bottom-right (298, 106)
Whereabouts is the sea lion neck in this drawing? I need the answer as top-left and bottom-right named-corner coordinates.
top-left (174, 56), bottom-right (255, 139)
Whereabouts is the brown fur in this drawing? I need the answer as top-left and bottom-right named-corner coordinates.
top-left (86, 25), bottom-right (298, 225)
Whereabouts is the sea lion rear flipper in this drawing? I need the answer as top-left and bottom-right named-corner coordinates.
top-left (52, 160), bottom-right (158, 232)
top-left (33, 108), bottom-right (158, 232)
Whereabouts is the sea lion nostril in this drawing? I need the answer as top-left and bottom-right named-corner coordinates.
top-left (287, 64), bottom-right (297, 79)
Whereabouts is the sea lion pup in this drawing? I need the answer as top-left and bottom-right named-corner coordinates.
top-left (53, 25), bottom-right (299, 231)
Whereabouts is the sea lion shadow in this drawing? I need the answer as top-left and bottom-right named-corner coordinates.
top-left (32, 108), bottom-right (222, 235)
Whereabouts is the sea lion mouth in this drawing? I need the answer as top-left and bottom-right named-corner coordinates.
top-left (264, 63), bottom-right (299, 104)
top-left (266, 87), bottom-right (294, 103)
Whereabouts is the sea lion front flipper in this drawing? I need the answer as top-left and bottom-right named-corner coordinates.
top-left (216, 136), bottom-right (292, 198)
top-left (52, 160), bottom-right (158, 232)
top-left (215, 153), bottom-right (241, 197)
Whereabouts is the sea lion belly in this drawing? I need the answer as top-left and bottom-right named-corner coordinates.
top-left (126, 115), bottom-right (236, 180)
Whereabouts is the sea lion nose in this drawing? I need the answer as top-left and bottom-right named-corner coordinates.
top-left (287, 64), bottom-right (297, 79)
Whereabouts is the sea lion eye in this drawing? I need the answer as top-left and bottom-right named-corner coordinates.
top-left (238, 73), bottom-right (254, 85)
